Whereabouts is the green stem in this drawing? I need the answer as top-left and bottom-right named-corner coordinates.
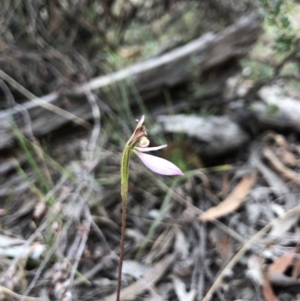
top-left (121, 145), bottom-right (131, 201)
top-left (116, 145), bottom-right (131, 301)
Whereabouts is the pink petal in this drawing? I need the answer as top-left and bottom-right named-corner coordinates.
top-left (135, 144), bottom-right (167, 152)
top-left (135, 151), bottom-right (184, 176)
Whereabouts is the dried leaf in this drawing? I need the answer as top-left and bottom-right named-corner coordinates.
top-left (280, 150), bottom-right (298, 167)
top-left (268, 271), bottom-right (300, 286)
top-left (262, 269), bottom-right (281, 301)
top-left (216, 173), bottom-right (230, 198)
top-left (263, 147), bottom-right (300, 183)
top-left (217, 235), bottom-right (232, 260)
top-left (292, 255), bottom-right (300, 279)
top-left (269, 247), bottom-right (297, 274)
top-left (290, 244), bottom-right (300, 278)
top-left (199, 172), bottom-right (257, 221)
top-left (252, 155), bottom-right (289, 197)
top-left (209, 228), bottom-right (232, 260)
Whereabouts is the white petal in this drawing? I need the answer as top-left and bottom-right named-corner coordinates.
top-left (135, 144), bottom-right (167, 152)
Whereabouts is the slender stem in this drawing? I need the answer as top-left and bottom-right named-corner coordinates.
top-left (116, 146), bottom-right (131, 301)
top-left (116, 195), bottom-right (127, 301)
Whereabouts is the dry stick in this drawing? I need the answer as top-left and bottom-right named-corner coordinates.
top-left (204, 261), bottom-right (226, 301)
top-left (0, 285), bottom-right (41, 301)
top-left (197, 222), bottom-right (206, 300)
top-left (90, 218), bottom-right (113, 254)
top-left (21, 241), bottom-right (58, 300)
top-left (0, 69), bottom-right (92, 130)
top-left (66, 92), bottom-right (99, 284)
top-left (69, 206), bottom-right (92, 283)
top-left (263, 147), bottom-right (300, 184)
top-left (3, 216), bottom-right (50, 284)
top-left (85, 91), bottom-right (101, 161)
top-left (23, 187), bottom-right (88, 299)
top-left (190, 221), bottom-right (207, 300)
top-left (0, 79), bottom-right (53, 185)
top-left (202, 203), bottom-right (300, 301)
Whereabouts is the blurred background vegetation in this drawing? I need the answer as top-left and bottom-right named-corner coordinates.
top-left (2, 0), bottom-right (300, 300)
top-left (0, 0), bottom-right (256, 104)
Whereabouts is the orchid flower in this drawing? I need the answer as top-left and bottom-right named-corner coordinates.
top-left (120, 115), bottom-right (183, 211)
top-left (116, 115), bottom-right (183, 301)
top-left (132, 121), bottom-right (184, 176)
